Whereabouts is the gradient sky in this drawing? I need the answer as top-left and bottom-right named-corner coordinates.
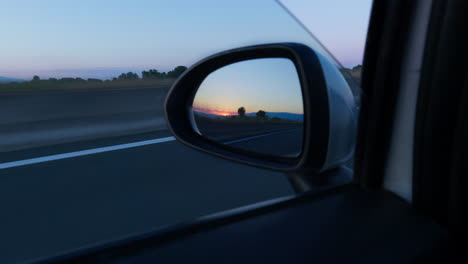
top-left (193, 58), bottom-right (303, 115)
top-left (280, 0), bottom-right (373, 67)
top-left (0, 0), bottom-right (372, 79)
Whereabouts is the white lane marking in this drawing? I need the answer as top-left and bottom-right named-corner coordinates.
top-left (223, 128), bottom-right (299, 145)
top-left (0, 136), bottom-right (175, 169)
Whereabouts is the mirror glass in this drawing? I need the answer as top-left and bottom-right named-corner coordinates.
top-left (191, 58), bottom-right (304, 158)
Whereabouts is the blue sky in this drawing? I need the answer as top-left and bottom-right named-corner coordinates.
top-left (0, 0), bottom-right (372, 79)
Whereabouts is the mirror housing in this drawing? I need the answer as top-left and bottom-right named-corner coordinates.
top-left (165, 43), bottom-right (356, 172)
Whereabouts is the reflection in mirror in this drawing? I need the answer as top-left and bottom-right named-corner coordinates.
top-left (191, 58), bottom-right (304, 158)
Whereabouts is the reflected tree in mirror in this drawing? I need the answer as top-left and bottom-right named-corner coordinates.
top-left (191, 58), bottom-right (304, 158)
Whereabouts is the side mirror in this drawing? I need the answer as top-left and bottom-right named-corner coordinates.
top-left (165, 43), bottom-right (356, 172)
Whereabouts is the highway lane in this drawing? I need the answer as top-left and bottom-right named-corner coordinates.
top-left (0, 87), bottom-right (169, 152)
top-left (226, 128), bottom-right (303, 157)
top-left (0, 129), bottom-right (294, 263)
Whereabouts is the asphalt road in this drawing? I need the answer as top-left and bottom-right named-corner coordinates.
top-left (0, 87), bottom-right (168, 152)
top-left (226, 128), bottom-right (303, 157)
top-left (0, 129), bottom-right (294, 263)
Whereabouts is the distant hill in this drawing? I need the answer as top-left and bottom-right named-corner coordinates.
top-left (246, 112), bottom-right (304, 121)
top-left (0, 77), bottom-right (24, 83)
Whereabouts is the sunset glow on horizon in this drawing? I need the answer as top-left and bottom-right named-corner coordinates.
top-left (193, 106), bottom-right (238, 117)
top-left (193, 105), bottom-right (303, 117)
top-left (192, 58), bottom-right (304, 117)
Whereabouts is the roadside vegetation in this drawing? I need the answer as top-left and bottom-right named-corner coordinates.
top-left (341, 65), bottom-right (362, 84)
top-left (0, 66), bottom-right (187, 93)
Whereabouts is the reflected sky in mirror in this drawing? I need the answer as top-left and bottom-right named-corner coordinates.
top-left (193, 58), bottom-right (303, 117)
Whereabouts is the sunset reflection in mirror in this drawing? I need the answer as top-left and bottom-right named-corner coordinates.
top-left (191, 58), bottom-right (304, 158)
top-left (193, 58), bottom-right (303, 118)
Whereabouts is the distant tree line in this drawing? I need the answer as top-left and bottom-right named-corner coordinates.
top-left (0, 66), bottom-right (187, 92)
top-left (141, 66), bottom-right (187, 80)
top-left (30, 66), bottom-right (187, 83)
